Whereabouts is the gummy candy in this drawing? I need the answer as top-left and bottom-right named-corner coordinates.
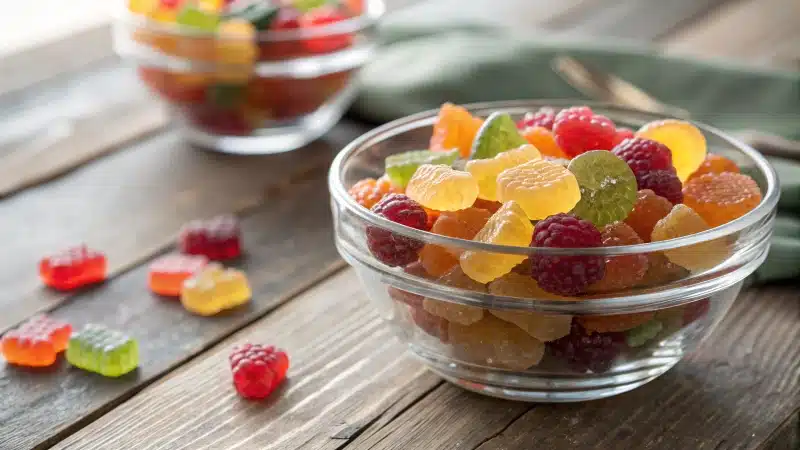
top-left (409, 305), bottom-right (449, 342)
top-left (588, 222), bottom-right (649, 293)
top-left (423, 267), bottom-right (485, 325)
top-left (294, 0), bottom-right (328, 12)
top-left (348, 176), bottom-right (402, 210)
top-left (612, 137), bottom-right (675, 177)
top-left (39, 245), bottom-right (107, 291)
top-left (387, 285), bottom-right (424, 309)
top-left (637, 169), bottom-right (683, 205)
top-left (577, 311), bottom-right (654, 333)
top-left (682, 298), bottom-right (711, 325)
top-left (567, 151), bottom-right (638, 227)
top-left (181, 263), bottom-right (252, 316)
top-left (472, 198), bottom-right (503, 213)
top-left (366, 194), bottom-right (429, 267)
top-left (1, 315), bottom-right (72, 367)
top-left (176, 4), bottom-right (220, 31)
top-left (148, 253), bottom-right (209, 296)
top-left (129, 0), bottom-right (159, 14)
top-left (230, 344), bottom-right (289, 400)
top-left (66, 325), bottom-right (139, 377)
top-left (487, 272), bottom-right (571, 301)
top-left (230, 1), bottom-right (280, 31)
top-left (496, 159), bottom-right (581, 220)
top-left (637, 119), bottom-right (707, 182)
top-left (553, 108), bottom-right (617, 157)
top-left (547, 322), bottom-right (626, 373)
top-left (489, 308), bottom-right (572, 342)
top-left (198, 0), bottom-right (225, 13)
top-left (179, 214), bottom-right (242, 261)
top-left (418, 245), bottom-right (458, 277)
top-left (460, 201), bottom-right (534, 283)
top-left (385, 149), bottom-right (460, 188)
top-left (623, 189), bottom-right (673, 242)
top-left (522, 126), bottom-right (567, 158)
top-left (682, 172), bottom-right (762, 227)
top-left (405, 165), bottom-right (479, 211)
top-left (470, 112), bottom-right (528, 160)
top-left (429, 103), bottom-right (484, 158)
top-left (430, 208), bottom-right (492, 251)
top-left (612, 127), bottom-right (635, 146)
top-left (448, 315), bottom-right (545, 370)
top-left (517, 107), bottom-right (555, 130)
top-left (625, 319), bottom-right (663, 347)
top-left (650, 204), bottom-right (729, 271)
top-left (687, 154), bottom-right (740, 181)
top-left (138, 68), bottom-right (208, 104)
top-left (637, 252), bottom-right (689, 287)
top-left (299, 6), bottom-right (354, 54)
top-left (465, 144), bottom-right (541, 201)
top-left (215, 19), bottom-right (258, 83)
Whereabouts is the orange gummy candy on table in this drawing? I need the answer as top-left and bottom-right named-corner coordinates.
top-left (687, 154), bottom-right (740, 181)
top-left (682, 172), bottom-right (762, 227)
top-left (429, 103), bottom-right (484, 158)
top-left (348, 176), bottom-right (402, 209)
top-left (1, 315), bottom-right (72, 367)
top-left (39, 245), bottom-right (107, 291)
top-left (522, 126), bottom-right (568, 159)
top-left (148, 254), bottom-right (209, 296)
top-left (623, 189), bottom-right (673, 242)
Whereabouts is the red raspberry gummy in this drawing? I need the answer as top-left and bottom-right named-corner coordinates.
top-left (530, 213), bottom-right (605, 296)
top-left (366, 194), bottom-right (429, 267)
top-left (553, 107), bottom-right (616, 157)
top-left (39, 245), bottom-right (107, 291)
top-left (179, 214), bottom-right (242, 261)
top-left (517, 107), bottom-right (556, 130)
top-left (638, 169), bottom-right (684, 204)
top-left (612, 137), bottom-right (675, 176)
top-left (547, 321), bottom-right (626, 373)
top-left (229, 344), bottom-right (289, 400)
top-left (612, 127), bottom-right (635, 146)
top-left (300, 6), bottom-right (353, 53)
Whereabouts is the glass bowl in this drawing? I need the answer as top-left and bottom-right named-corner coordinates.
top-left (113, 0), bottom-right (384, 154)
top-left (329, 100), bottom-right (779, 402)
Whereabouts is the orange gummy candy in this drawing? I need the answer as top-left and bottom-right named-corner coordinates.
top-left (522, 126), bottom-right (568, 159)
top-left (577, 311), bottom-right (654, 333)
top-left (420, 208), bottom-right (492, 277)
top-left (589, 222), bottom-right (649, 293)
top-left (1, 315), bottom-right (72, 367)
top-left (687, 154), bottom-right (739, 181)
top-left (623, 189), bottom-right (673, 242)
top-left (148, 253), bottom-right (209, 296)
top-left (429, 103), bottom-right (484, 158)
top-left (682, 172), bottom-right (762, 227)
top-left (348, 176), bottom-right (402, 209)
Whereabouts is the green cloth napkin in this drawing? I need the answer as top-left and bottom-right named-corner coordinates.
top-left (352, 22), bottom-right (800, 284)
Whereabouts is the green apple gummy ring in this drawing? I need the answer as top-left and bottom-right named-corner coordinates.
top-left (385, 149), bottom-right (460, 188)
top-left (470, 112), bottom-right (527, 160)
top-left (625, 319), bottom-right (663, 347)
top-left (568, 150), bottom-right (637, 227)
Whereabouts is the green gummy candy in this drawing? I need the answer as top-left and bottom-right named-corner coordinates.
top-left (385, 149), bottom-right (460, 187)
top-left (568, 151), bottom-right (638, 227)
top-left (226, 2), bottom-right (279, 31)
top-left (208, 83), bottom-right (246, 108)
top-left (470, 112), bottom-right (527, 160)
top-left (293, 0), bottom-right (329, 12)
top-left (625, 319), bottom-right (663, 348)
top-left (66, 324), bottom-right (139, 377)
top-left (177, 6), bottom-right (220, 31)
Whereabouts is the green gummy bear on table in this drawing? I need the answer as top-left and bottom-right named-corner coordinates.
top-left (66, 325), bottom-right (139, 378)
top-left (385, 149), bottom-right (460, 187)
top-left (176, 6), bottom-right (221, 32)
top-left (470, 112), bottom-right (527, 160)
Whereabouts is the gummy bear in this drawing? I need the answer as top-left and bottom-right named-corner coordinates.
top-left (470, 112), bottom-right (529, 160)
top-left (230, 344), bottom-right (289, 400)
top-left (1, 315), bottom-right (72, 367)
top-left (567, 151), bottom-right (638, 227)
top-left (588, 222), bottom-right (649, 293)
top-left (181, 263), bottom-right (252, 316)
top-left (215, 19), bottom-right (258, 83)
top-left (39, 245), bottom-right (107, 291)
top-left (148, 253), bottom-right (209, 296)
top-left (179, 214), bottom-right (242, 261)
top-left (496, 159), bottom-right (581, 220)
top-left (687, 154), bottom-right (740, 181)
top-left (423, 267), bottom-right (485, 325)
top-left (385, 149), bottom-right (460, 188)
top-left (429, 103), bottom-right (484, 158)
top-left (623, 189), bottom-right (673, 242)
top-left (637, 119), bottom-right (707, 182)
top-left (682, 172), bottom-right (762, 227)
top-left (576, 311), bottom-right (654, 333)
top-left (449, 315), bottom-right (545, 370)
top-left (405, 165), bottom-right (479, 211)
top-left (348, 176), bottom-right (402, 210)
top-left (650, 204), bottom-right (729, 271)
top-left (460, 201), bottom-right (534, 283)
top-left (66, 324), bottom-right (139, 377)
top-left (465, 144), bottom-right (541, 201)
top-left (522, 126), bottom-right (568, 158)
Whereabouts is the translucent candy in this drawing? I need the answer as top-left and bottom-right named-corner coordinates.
top-left (460, 202), bottom-right (534, 283)
top-left (470, 112), bottom-right (528, 160)
top-left (181, 263), bottom-right (252, 316)
top-left (465, 144), bottom-right (541, 201)
top-left (682, 172), bottom-right (762, 227)
top-left (176, 5), bottom-right (220, 31)
top-left (650, 204), bottom-right (729, 271)
top-left (1, 315), bottom-right (72, 367)
top-left (385, 149), bottom-right (460, 188)
top-left (588, 222), bottom-right (649, 293)
top-left (637, 252), bottom-right (689, 287)
top-left (423, 267), bottom-right (485, 325)
top-left (488, 272), bottom-right (572, 301)
top-left (429, 103), bottom-right (484, 158)
top-left (577, 312), bottom-right (654, 333)
top-left (522, 126), bottom-right (567, 158)
top-left (66, 325), bottom-right (139, 377)
top-left (496, 159), bottom-right (581, 220)
top-left (637, 119), bottom-right (707, 182)
top-left (128, 0), bottom-right (159, 14)
top-left (420, 208), bottom-right (492, 276)
top-left (418, 245), bottom-right (458, 277)
top-left (449, 315), bottom-right (545, 370)
top-left (687, 154), bottom-right (740, 181)
top-left (567, 151), bottom-right (638, 227)
top-left (623, 189), bottom-right (673, 242)
top-left (405, 164), bottom-right (479, 211)
top-left (625, 319), bottom-right (663, 347)
top-left (489, 309), bottom-right (572, 342)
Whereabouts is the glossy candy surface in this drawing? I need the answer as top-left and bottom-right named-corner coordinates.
top-left (568, 151), bottom-right (638, 227)
top-left (148, 253), bottom-right (209, 296)
top-left (39, 245), bottom-right (107, 291)
top-left (230, 344), bottom-right (289, 400)
top-left (465, 144), bottom-right (541, 201)
top-left (1, 315), bottom-right (72, 367)
top-left (682, 172), bottom-right (762, 227)
top-left (470, 112), bottom-right (528, 160)
top-left (651, 204), bottom-right (729, 271)
top-left (637, 119), bottom-right (707, 182)
top-left (496, 158), bottom-right (581, 220)
top-left (405, 165), bottom-right (479, 211)
top-left (66, 325), bottom-right (139, 377)
top-left (181, 263), bottom-right (252, 315)
top-left (179, 214), bottom-right (242, 260)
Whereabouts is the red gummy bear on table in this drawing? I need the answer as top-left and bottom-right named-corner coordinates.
top-left (39, 245), bottom-right (107, 291)
top-left (229, 344), bottom-right (290, 400)
top-left (179, 215), bottom-right (242, 261)
top-left (1, 315), bottom-right (72, 367)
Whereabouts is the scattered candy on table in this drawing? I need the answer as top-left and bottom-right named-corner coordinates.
top-left (1, 315), bottom-right (72, 367)
top-left (39, 245), bottom-right (107, 291)
top-left (230, 344), bottom-right (289, 400)
top-left (181, 263), bottom-right (252, 315)
top-left (66, 325), bottom-right (139, 377)
top-left (148, 253), bottom-right (209, 296)
top-left (179, 214), bottom-right (242, 260)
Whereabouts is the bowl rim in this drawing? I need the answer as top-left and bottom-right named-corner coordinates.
top-left (115, 0), bottom-right (385, 42)
top-left (329, 100), bottom-right (780, 257)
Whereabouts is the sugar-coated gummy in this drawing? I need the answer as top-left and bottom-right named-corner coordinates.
top-left (423, 267), bottom-right (486, 325)
top-left (1, 315), bottom-right (72, 367)
top-left (179, 214), bottom-right (242, 261)
top-left (148, 253), bottom-right (209, 296)
top-left (650, 204), bottom-right (729, 272)
top-left (429, 103), bottom-right (484, 158)
top-left (682, 172), bottom-right (762, 227)
top-left (449, 315), bottom-right (545, 370)
top-left (568, 151), bottom-right (638, 227)
top-left (465, 144), bottom-right (541, 201)
top-left (489, 308), bottom-right (572, 342)
top-left (470, 112), bottom-right (529, 160)
top-left (66, 324), bottom-right (139, 377)
top-left (181, 263), bottom-right (252, 316)
top-left (39, 245), bottom-right (107, 291)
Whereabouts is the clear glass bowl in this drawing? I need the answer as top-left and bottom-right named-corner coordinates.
top-left (113, 0), bottom-right (384, 154)
top-left (329, 100), bottom-right (779, 402)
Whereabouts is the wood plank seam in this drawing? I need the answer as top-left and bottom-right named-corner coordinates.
top-left (470, 405), bottom-right (536, 450)
top-left (756, 408), bottom-right (800, 450)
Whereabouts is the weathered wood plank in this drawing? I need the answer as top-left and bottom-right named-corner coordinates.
top-left (50, 270), bottom-right (443, 450)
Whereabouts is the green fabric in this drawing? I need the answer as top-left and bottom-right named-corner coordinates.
top-left (352, 22), bottom-right (800, 284)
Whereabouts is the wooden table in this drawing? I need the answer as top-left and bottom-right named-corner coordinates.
top-left (1, 1), bottom-right (798, 449)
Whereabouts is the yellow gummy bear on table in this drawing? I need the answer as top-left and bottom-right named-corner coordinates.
top-left (496, 158), bottom-right (581, 220)
top-left (405, 164), bottom-right (479, 211)
top-left (181, 263), bottom-right (252, 316)
top-left (637, 119), bottom-right (707, 182)
top-left (465, 144), bottom-right (542, 201)
top-left (650, 204), bottom-right (729, 272)
top-left (460, 201), bottom-right (534, 283)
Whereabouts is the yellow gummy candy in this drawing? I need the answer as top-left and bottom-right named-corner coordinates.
top-left (460, 201), bottom-right (533, 283)
top-left (215, 19), bottom-right (258, 83)
top-left (496, 159), bottom-right (581, 220)
top-left (128, 0), bottom-right (159, 14)
top-left (199, 0), bottom-right (225, 13)
top-left (423, 267), bottom-right (485, 325)
top-left (406, 164), bottom-right (479, 211)
top-left (448, 315), bottom-right (545, 370)
top-left (181, 263), bottom-right (251, 316)
top-left (637, 119), bottom-right (707, 182)
top-left (465, 144), bottom-right (541, 201)
top-left (650, 204), bottom-right (729, 272)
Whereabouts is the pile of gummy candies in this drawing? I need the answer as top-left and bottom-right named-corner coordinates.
top-left (349, 103), bottom-right (762, 372)
top-left (1, 215), bottom-right (287, 400)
